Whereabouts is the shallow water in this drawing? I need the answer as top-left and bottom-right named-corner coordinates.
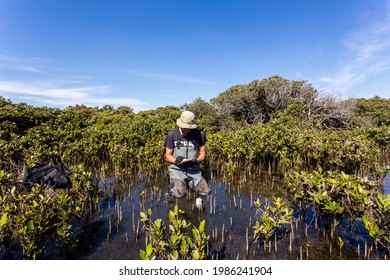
top-left (2, 173), bottom-right (389, 260)
top-left (384, 175), bottom-right (390, 194)
top-left (77, 173), bottom-right (390, 260)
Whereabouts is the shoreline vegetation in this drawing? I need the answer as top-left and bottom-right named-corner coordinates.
top-left (1, 76), bottom-right (389, 259)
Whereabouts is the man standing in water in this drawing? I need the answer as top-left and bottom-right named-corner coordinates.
top-left (164, 111), bottom-right (211, 198)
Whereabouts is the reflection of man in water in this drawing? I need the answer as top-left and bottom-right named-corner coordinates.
top-left (164, 111), bottom-right (211, 198)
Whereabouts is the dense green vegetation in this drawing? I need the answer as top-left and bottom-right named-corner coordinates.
top-left (140, 205), bottom-right (208, 260)
top-left (0, 76), bottom-right (389, 259)
top-left (0, 166), bottom-right (100, 259)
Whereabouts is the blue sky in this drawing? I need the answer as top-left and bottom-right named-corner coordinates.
top-left (0, 0), bottom-right (389, 112)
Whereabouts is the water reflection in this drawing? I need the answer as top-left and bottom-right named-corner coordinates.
top-left (3, 172), bottom-right (387, 259)
top-left (80, 173), bottom-right (389, 260)
top-left (384, 175), bottom-right (390, 194)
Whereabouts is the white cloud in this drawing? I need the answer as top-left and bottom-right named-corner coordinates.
top-left (319, 77), bottom-right (338, 83)
top-left (0, 81), bottom-right (93, 98)
top-left (0, 80), bottom-right (150, 112)
top-left (0, 54), bottom-right (49, 74)
top-left (319, 7), bottom-right (390, 93)
top-left (0, 54), bottom-right (151, 112)
top-left (35, 96), bottom-right (149, 112)
top-left (9, 65), bottom-right (44, 73)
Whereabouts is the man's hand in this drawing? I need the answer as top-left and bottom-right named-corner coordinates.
top-left (175, 156), bottom-right (184, 166)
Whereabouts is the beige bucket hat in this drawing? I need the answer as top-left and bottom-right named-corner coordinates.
top-left (176, 111), bottom-right (198, 129)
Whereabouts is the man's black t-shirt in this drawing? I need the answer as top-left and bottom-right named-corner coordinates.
top-left (164, 128), bottom-right (207, 150)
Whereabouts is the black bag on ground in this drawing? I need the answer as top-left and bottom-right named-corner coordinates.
top-left (23, 163), bottom-right (71, 190)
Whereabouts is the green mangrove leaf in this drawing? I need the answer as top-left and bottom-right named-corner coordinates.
top-left (140, 211), bottom-right (147, 220)
top-left (173, 204), bottom-right (179, 215)
top-left (58, 210), bottom-right (67, 220)
top-left (10, 186), bottom-right (16, 197)
top-left (172, 250), bottom-right (179, 260)
top-left (154, 219), bottom-right (162, 229)
top-left (0, 213), bottom-right (7, 228)
top-left (191, 249), bottom-right (200, 260)
top-left (192, 228), bottom-right (200, 240)
top-left (180, 239), bottom-right (187, 251)
top-left (139, 250), bottom-right (147, 260)
top-left (27, 220), bottom-right (35, 230)
top-left (199, 220), bottom-right (206, 233)
top-left (146, 243), bottom-right (154, 256)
